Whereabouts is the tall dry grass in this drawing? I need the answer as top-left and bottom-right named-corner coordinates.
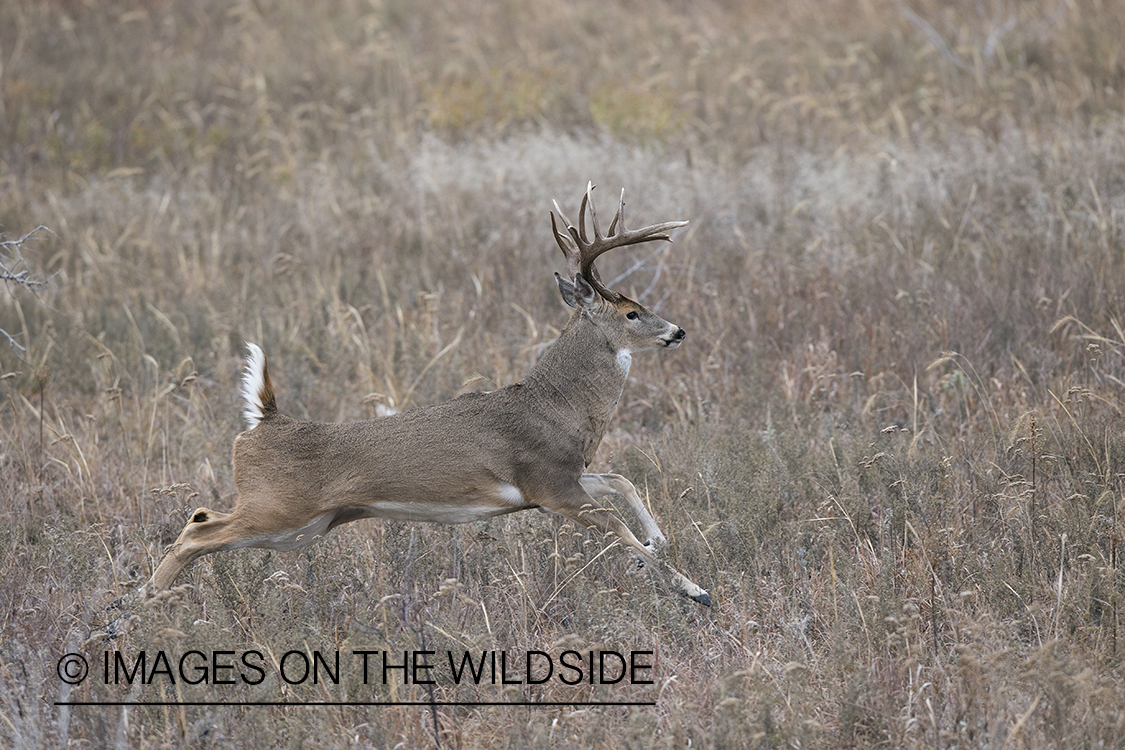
top-left (2, 0), bottom-right (1125, 747)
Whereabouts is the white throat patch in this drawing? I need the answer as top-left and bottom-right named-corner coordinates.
top-left (616, 349), bottom-right (632, 376)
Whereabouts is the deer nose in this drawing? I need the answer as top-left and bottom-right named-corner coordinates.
top-left (673, 328), bottom-right (686, 341)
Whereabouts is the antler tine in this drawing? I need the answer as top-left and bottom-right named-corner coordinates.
top-left (611, 219), bottom-right (689, 247)
top-left (551, 201), bottom-right (575, 250)
top-left (550, 206), bottom-right (582, 280)
top-left (585, 181), bottom-right (602, 242)
top-left (607, 188), bottom-right (625, 237)
top-left (551, 198), bottom-right (576, 241)
top-left (577, 185), bottom-right (589, 244)
top-left (558, 199), bottom-right (585, 251)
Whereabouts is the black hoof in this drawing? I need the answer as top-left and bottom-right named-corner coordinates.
top-left (692, 592), bottom-right (712, 606)
top-left (638, 540), bottom-right (652, 569)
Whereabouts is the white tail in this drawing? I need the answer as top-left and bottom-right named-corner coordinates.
top-left (239, 343), bottom-right (274, 428)
top-left (149, 185), bottom-right (709, 606)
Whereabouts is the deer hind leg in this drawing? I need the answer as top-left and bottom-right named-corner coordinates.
top-left (552, 489), bottom-right (711, 606)
top-left (150, 508), bottom-right (240, 591)
top-left (149, 486), bottom-right (347, 593)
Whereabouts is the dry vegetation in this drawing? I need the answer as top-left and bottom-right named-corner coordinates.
top-left (2, 0), bottom-right (1125, 746)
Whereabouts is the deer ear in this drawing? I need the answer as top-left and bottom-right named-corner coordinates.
top-left (572, 273), bottom-right (598, 307)
top-left (555, 272), bottom-right (598, 309)
top-left (555, 272), bottom-right (578, 308)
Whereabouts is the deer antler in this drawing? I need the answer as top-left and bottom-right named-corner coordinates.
top-left (551, 182), bottom-right (688, 302)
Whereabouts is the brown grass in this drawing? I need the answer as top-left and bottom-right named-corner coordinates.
top-left (2, 0), bottom-right (1125, 747)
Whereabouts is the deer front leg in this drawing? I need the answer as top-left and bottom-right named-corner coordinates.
top-left (550, 487), bottom-right (711, 606)
top-left (579, 473), bottom-right (667, 547)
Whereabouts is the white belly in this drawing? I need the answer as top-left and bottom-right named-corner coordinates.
top-left (365, 483), bottom-right (528, 524)
top-left (360, 502), bottom-right (508, 523)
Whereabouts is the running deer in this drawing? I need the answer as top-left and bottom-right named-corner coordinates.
top-left (149, 184), bottom-right (710, 605)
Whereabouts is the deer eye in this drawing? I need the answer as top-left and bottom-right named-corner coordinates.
top-left (626, 311), bottom-right (638, 320)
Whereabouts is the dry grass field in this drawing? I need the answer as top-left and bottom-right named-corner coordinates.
top-left (3, 0), bottom-right (1125, 746)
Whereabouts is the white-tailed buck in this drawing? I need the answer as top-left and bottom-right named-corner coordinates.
top-left (150, 184), bottom-right (710, 605)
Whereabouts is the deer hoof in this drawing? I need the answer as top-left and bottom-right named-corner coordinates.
top-left (635, 539), bottom-right (655, 568)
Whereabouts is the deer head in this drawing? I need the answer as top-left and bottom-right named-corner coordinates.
top-left (551, 183), bottom-right (688, 355)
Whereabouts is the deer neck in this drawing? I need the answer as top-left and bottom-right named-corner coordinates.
top-left (524, 311), bottom-right (629, 451)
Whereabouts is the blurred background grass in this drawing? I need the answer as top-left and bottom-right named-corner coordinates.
top-left (2, 0), bottom-right (1125, 747)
